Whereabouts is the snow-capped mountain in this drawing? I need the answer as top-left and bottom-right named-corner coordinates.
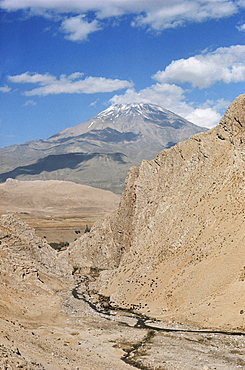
top-left (51, 103), bottom-right (200, 140)
top-left (0, 103), bottom-right (207, 193)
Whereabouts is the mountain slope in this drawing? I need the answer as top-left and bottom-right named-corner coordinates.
top-left (0, 103), bottom-right (207, 193)
top-left (69, 94), bottom-right (245, 331)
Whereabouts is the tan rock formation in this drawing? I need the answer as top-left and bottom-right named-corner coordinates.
top-left (0, 214), bottom-right (71, 314)
top-left (0, 214), bottom-right (71, 367)
top-left (70, 94), bottom-right (245, 331)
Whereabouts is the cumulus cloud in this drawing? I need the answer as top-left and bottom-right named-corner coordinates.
top-left (153, 45), bottom-right (245, 88)
top-left (8, 71), bottom-right (133, 96)
top-left (0, 0), bottom-right (243, 32)
top-left (0, 85), bottom-right (11, 92)
top-left (110, 44), bottom-right (245, 128)
top-left (60, 15), bottom-right (102, 42)
top-left (133, 0), bottom-right (237, 30)
top-left (110, 83), bottom-right (186, 111)
top-left (184, 99), bottom-right (229, 128)
top-left (185, 107), bottom-right (222, 128)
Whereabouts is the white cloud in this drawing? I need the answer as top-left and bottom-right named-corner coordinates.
top-left (8, 72), bottom-right (55, 84)
top-left (110, 44), bottom-right (245, 128)
top-left (89, 99), bottom-right (99, 107)
top-left (110, 83), bottom-right (186, 111)
top-left (60, 15), bottom-right (102, 42)
top-left (0, 85), bottom-right (11, 92)
top-left (23, 100), bottom-right (37, 106)
top-left (185, 107), bottom-right (222, 128)
top-left (110, 83), bottom-right (195, 119)
top-left (237, 23), bottom-right (245, 31)
top-left (8, 71), bottom-right (133, 96)
top-left (133, 0), bottom-right (237, 30)
top-left (153, 45), bottom-right (245, 88)
top-left (0, 0), bottom-right (243, 32)
top-left (184, 99), bottom-right (230, 128)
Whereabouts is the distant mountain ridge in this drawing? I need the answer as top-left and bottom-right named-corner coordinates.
top-left (0, 103), bottom-right (207, 193)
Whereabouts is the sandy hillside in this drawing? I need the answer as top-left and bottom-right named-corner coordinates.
top-left (0, 178), bottom-right (119, 214)
top-left (0, 179), bottom-right (120, 242)
top-left (69, 94), bottom-right (245, 332)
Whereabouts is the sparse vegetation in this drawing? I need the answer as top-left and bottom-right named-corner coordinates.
top-left (84, 225), bottom-right (91, 233)
top-left (49, 241), bottom-right (69, 251)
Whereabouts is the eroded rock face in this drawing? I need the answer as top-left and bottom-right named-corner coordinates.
top-left (0, 213), bottom-right (71, 278)
top-left (69, 94), bottom-right (245, 331)
top-left (68, 165), bottom-right (139, 271)
top-left (0, 214), bottom-right (72, 325)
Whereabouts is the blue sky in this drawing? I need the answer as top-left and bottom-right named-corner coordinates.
top-left (0, 0), bottom-right (245, 148)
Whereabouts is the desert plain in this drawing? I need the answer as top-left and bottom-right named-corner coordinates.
top-left (0, 178), bottom-right (120, 243)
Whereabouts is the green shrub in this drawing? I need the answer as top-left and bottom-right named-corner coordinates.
top-left (49, 241), bottom-right (69, 251)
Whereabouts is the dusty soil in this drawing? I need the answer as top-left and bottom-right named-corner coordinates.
top-left (1, 271), bottom-right (244, 370)
top-left (0, 179), bottom-right (120, 243)
top-left (12, 211), bottom-right (106, 243)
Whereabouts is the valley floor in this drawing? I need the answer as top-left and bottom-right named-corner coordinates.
top-left (1, 276), bottom-right (244, 370)
top-left (11, 210), bottom-right (103, 244)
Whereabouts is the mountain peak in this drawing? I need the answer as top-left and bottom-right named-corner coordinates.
top-left (0, 101), bottom-right (207, 193)
top-left (95, 103), bottom-right (172, 120)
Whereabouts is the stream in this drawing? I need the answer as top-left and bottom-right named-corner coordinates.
top-left (72, 282), bottom-right (245, 336)
top-left (71, 280), bottom-right (245, 370)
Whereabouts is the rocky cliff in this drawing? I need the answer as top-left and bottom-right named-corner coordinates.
top-left (69, 94), bottom-right (245, 331)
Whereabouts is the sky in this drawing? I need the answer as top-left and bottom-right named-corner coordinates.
top-left (0, 0), bottom-right (245, 148)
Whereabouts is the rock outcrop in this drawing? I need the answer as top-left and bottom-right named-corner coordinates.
top-left (0, 214), bottom-right (72, 324)
top-left (69, 94), bottom-right (245, 331)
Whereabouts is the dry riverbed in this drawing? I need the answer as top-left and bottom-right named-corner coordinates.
top-left (1, 294), bottom-right (244, 370)
top-left (0, 233), bottom-right (245, 369)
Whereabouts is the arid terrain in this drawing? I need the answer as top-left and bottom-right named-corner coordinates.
top-left (0, 214), bottom-right (244, 369)
top-left (1, 95), bottom-right (245, 369)
top-left (68, 94), bottom-right (245, 332)
top-left (0, 179), bottom-right (120, 243)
